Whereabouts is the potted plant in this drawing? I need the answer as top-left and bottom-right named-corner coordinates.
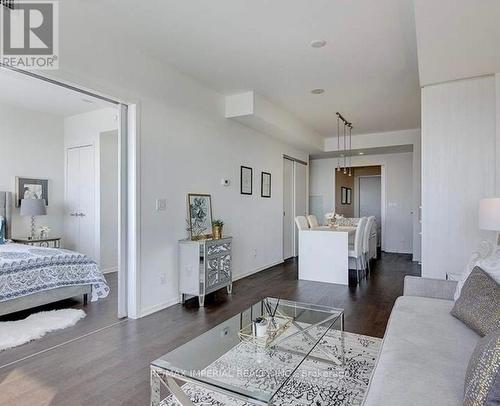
top-left (212, 219), bottom-right (224, 240)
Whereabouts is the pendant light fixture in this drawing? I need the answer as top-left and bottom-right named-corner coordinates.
top-left (348, 124), bottom-right (353, 177)
top-left (336, 115), bottom-right (341, 172)
top-left (335, 112), bottom-right (354, 176)
top-left (343, 121), bottom-right (347, 174)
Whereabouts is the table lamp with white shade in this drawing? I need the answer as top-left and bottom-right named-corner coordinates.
top-left (479, 198), bottom-right (500, 245)
top-left (20, 199), bottom-right (47, 239)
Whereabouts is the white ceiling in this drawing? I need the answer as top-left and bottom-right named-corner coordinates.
top-left (310, 145), bottom-right (413, 160)
top-left (414, 0), bottom-right (500, 86)
top-left (74, 0), bottom-right (421, 136)
top-left (0, 68), bottom-right (113, 117)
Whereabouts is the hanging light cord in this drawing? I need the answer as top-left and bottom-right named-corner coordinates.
top-left (337, 115), bottom-right (340, 171)
top-left (349, 124), bottom-right (353, 176)
top-left (335, 112), bottom-right (354, 176)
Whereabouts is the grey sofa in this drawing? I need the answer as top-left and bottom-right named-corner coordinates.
top-left (363, 276), bottom-right (480, 406)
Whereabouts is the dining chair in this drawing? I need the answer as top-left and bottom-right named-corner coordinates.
top-left (348, 217), bottom-right (367, 284)
top-left (294, 216), bottom-right (310, 231)
top-left (362, 216), bottom-right (376, 276)
top-left (306, 214), bottom-right (320, 228)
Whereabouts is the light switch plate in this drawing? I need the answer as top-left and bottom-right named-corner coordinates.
top-left (156, 199), bottom-right (167, 211)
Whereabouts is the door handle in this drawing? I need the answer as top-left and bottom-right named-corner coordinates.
top-left (78, 213), bottom-right (86, 217)
top-left (70, 212), bottom-right (77, 217)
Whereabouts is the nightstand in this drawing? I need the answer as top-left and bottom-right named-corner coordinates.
top-left (12, 236), bottom-right (62, 248)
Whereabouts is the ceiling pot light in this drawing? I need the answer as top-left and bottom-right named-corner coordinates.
top-left (359, 152), bottom-right (364, 155)
top-left (311, 88), bottom-right (325, 95)
top-left (310, 40), bottom-right (327, 48)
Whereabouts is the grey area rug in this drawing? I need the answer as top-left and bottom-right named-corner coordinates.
top-left (162, 331), bottom-right (381, 406)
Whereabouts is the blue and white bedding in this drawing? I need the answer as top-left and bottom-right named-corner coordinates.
top-left (0, 243), bottom-right (109, 303)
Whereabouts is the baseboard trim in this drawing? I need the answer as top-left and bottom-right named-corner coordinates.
top-left (137, 259), bottom-right (285, 318)
top-left (139, 297), bottom-right (179, 318)
top-left (233, 259), bottom-right (284, 282)
top-left (383, 249), bottom-right (413, 255)
top-left (101, 267), bottom-right (118, 274)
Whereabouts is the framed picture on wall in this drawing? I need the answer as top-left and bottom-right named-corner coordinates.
top-left (341, 187), bottom-right (347, 205)
top-left (346, 188), bottom-right (352, 205)
top-left (16, 177), bottom-right (49, 207)
top-left (261, 172), bottom-right (271, 198)
top-left (240, 166), bottom-right (253, 195)
top-left (187, 193), bottom-right (213, 240)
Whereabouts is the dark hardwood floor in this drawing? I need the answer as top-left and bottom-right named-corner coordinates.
top-left (0, 272), bottom-right (121, 367)
top-left (0, 253), bottom-right (420, 406)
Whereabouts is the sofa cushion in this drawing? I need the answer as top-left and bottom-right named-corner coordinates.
top-left (451, 267), bottom-right (500, 336)
top-left (363, 296), bottom-right (480, 406)
top-left (464, 329), bottom-right (500, 406)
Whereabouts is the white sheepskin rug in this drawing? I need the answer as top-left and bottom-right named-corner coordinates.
top-left (0, 309), bottom-right (86, 351)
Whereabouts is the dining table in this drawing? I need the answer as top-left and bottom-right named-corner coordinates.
top-left (298, 225), bottom-right (357, 286)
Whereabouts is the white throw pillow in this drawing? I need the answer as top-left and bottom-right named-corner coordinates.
top-left (454, 241), bottom-right (500, 300)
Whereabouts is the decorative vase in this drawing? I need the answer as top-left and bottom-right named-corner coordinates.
top-left (213, 225), bottom-right (223, 240)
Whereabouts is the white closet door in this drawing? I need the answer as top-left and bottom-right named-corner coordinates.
top-left (78, 145), bottom-right (96, 260)
top-left (283, 158), bottom-right (294, 259)
top-left (65, 148), bottom-right (80, 251)
top-left (294, 162), bottom-right (307, 256)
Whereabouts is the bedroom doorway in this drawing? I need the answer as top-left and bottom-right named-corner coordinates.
top-left (0, 65), bottom-right (137, 324)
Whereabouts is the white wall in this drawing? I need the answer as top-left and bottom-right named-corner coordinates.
top-left (139, 100), bottom-right (307, 314)
top-left (496, 73), bottom-right (500, 194)
top-left (310, 152), bottom-right (414, 254)
top-left (64, 108), bottom-right (119, 266)
top-left (100, 130), bottom-right (119, 273)
top-left (421, 76), bottom-right (496, 279)
top-left (43, 6), bottom-right (308, 317)
top-left (0, 103), bottom-right (64, 238)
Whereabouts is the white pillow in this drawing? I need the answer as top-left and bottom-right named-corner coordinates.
top-left (454, 241), bottom-right (500, 300)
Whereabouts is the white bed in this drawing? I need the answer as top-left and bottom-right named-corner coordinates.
top-left (0, 191), bottom-right (109, 317)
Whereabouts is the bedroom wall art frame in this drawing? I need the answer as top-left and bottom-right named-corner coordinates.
top-left (341, 187), bottom-right (347, 205)
top-left (346, 188), bottom-right (352, 205)
top-left (15, 177), bottom-right (49, 207)
top-left (187, 193), bottom-right (213, 240)
top-left (240, 166), bottom-right (253, 195)
top-left (261, 172), bottom-right (271, 198)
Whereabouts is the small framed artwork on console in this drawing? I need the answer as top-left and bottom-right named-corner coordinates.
top-left (261, 172), bottom-right (271, 198)
top-left (240, 166), bottom-right (253, 195)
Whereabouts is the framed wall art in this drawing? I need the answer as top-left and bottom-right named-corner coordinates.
top-left (16, 177), bottom-right (49, 207)
top-left (240, 166), bottom-right (253, 195)
top-left (187, 193), bottom-right (213, 240)
top-left (341, 187), bottom-right (347, 205)
top-left (261, 172), bottom-right (271, 198)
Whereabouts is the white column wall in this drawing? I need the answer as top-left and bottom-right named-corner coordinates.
top-left (421, 76), bottom-right (496, 279)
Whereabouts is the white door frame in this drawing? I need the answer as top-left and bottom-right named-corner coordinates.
top-left (282, 155), bottom-right (308, 260)
top-left (1, 65), bottom-right (141, 319)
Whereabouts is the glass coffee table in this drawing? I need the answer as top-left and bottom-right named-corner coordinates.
top-left (151, 298), bottom-right (344, 406)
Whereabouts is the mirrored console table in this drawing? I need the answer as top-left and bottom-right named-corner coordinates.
top-left (178, 236), bottom-right (232, 307)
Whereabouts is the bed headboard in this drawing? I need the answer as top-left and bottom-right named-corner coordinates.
top-left (0, 191), bottom-right (12, 239)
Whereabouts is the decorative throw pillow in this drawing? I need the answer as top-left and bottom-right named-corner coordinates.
top-left (464, 329), bottom-right (500, 406)
top-left (455, 242), bottom-right (500, 300)
top-left (451, 267), bottom-right (500, 336)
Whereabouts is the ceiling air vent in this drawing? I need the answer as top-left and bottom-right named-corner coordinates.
top-left (1, 0), bottom-right (16, 10)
